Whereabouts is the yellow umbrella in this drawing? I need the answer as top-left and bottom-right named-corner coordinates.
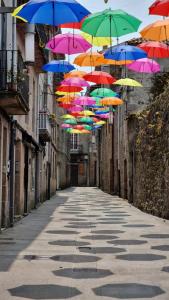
top-left (56, 91), bottom-right (80, 96)
top-left (70, 129), bottom-right (81, 134)
top-left (61, 114), bottom-right (75, 119)
top-left (101, 97), bottom-right (123, 106)
top-left (95, 121), bottom-right (106, 125)
top-left (12, 4), bottom-right (27, 22)
top-left (74, 52), bottom-right (104, 67)
top-left (80, 110), bottom-right (95, 116)
top-left (64, 70), bottom-right (87, 79)
top-left (81, 32), bottom-right (111, 47)
top-left (113, 78), bottom-right (143, 87)
top-left (140, 19), bottom-right (169, 41)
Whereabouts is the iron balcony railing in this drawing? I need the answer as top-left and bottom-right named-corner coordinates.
top-left (70, 145), bottom-right (83, 153)
top-left (0, 50), bottom-right (29, 105)
top-left (39, 111), bottom-right (51, 132)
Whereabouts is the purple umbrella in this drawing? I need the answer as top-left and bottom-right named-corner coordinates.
top-left (68, 105), bottom-right (83, 112)
top-left (61, 77), bottom-right (90, 87)
top-left (46, 33), bottom-right (92, 54)
top-left (73, 96), bottom-right (96, 106)
top-left (61, 124), bottom-right (72, 128)
top-left (97, 113), bottom-right (110, 119)
top-left (127, 58), bottom-right (160, 73)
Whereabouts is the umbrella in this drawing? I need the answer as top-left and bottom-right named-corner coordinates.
top-left (59, 103), bottom-right (73, 109)
top-left (80, 129), bottom-right (91, 134)
top-left (12, 4), bottom-right (27, 22)
top-left (61, 124), bottom-right (72, 128)
top-left (64, 70), bottom-right (87, 79)
top-left (73, 96), bottom-right (96, 105)
top-left (81, 32), bottom-right (111, 46)
top-left (114, 78), bottom-right (143, 87)
top-left (101, 97), bottom-right (123, 106)
top-left (140, 19), bottom-right (169, 41)
top-left (56, 91), bottom-right (80, 96)
top-left (84, 71), bottom-right (116, 84)
top-left (80, 110), bottom-right (95, 116)
top-left (84, 125), bottom-right (92, 130)
top-left (138, 41), bottom-right (169, 58)
top-left (127, 58), bottom-right (161, 73)
top-left (61, 114), bottom-right (75, 119)
top-left (100, 58), bottom-right (133, 65)
top-left (42, 60), bottom-right (75, 73)
top-left (59, 17), bottom-right (85, 29)
top-left (74, 125), bottom-right (84, 130)
top-left (74, 52), bottom-right (104, 67)
top-left (61, 77), bottom-right (90, 87)
top-left (56, 86), bottom-right (83, 93)
top-left (149, 0), bottom-right (169, 17)
top-left (57, 95), bottom-right (75, 102)
top-left (16, 0), bottom-right (90, 26)
top-left (97, 113), bottom-right (110, 119)
top-left (79, 117), bottom-right (94, 124)
top-left (81, 9), bottom-right (142, 38)
top-left (70, 129), bottom-right (81, 134)
top-left (68, 105), bottom-right (83, 112)
top-left (64, 118), bottom-right (77, 125)
top-left (90, 88), bottom-right (117, 98)
top-left (95, 109), bottom-right (110, 114)
top-left (104, 44), bottom-right (147, 61)
top-left (94, 120), bottom-right (106, 125)
top-left (46, 33), bottom-right (91, 54)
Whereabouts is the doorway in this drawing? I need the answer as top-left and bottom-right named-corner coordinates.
top-left (1, 126), bottom-right (7, 228)
top-left (124, 159), bottom-right (128, 199)
top-left (70, 164), bottom-right (78, 186)
top-left (24, 145), bottom-right (29, 214)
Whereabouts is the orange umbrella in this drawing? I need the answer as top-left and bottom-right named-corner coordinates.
top-left (74, 52), bottom-right (104, 67)
top-left (101, 97), bottom-right (123, 106)
top-left (57, 95), bottom-right (76, 102)
top-left (64, 70), bottom-right (87, 79)
top-left (100, 58), bottom-right (133, 65)
top-left (140, 19), bottom-right (169, 41)
top-left (56, 86), bottom-right (83, 93)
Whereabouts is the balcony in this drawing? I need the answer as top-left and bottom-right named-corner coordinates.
top-left (0, 50), bottom-right (29, 115)
top-left (39, 111), bottom-right (51, 142)
top-left (70, 145), bottom-right (83, 154)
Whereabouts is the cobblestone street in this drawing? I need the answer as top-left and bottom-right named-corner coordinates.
top-left (0, 187), bottom-right (169, 299)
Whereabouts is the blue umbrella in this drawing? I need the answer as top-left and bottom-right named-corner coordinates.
top-left (17, 0), bottom-right (90, 26)
top-left (104, 44), bottom-right (147, 61)
top-left (42, 60), bottom-right (75, 73)
top-left (95, 110), bottom-right (109, 114)
top-left (92, 125), bottom-right (102, 130)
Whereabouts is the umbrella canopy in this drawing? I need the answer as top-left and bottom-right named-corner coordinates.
top-left (12, 4), bottom-right (27, 22)
top-left (57, 95), bottom-right (75, 102)
top-left (138, 41), bottom-right (169, 58)
top-left (100, 58), bottom-right (133, 65)
top-left (59, 17), bottom-right (85, 29)
top-left (64, 70), bottom-right (87, 79)
top-left (81, 32), bottom-right (111, 46)
top-left (56, 86), bottom-right (83, 92)
top-left (70, 129), bottom-right (82, 134)
top-left (56, 91), bottom-right (80, 96)
top-left (81, 9), bottom-right (142, 37)
top-left (140, 19), bottom-right (169, 41)
top-left (95, 120), bottom-right (106, 125)
top-left (73, 96), bottom-right (96, 105)
top-left (42, 60), bottom-right (75, 73)
top-left (74, 125), bottom-right (84, 130)
top-left (64, 118), bottom-right (77, 125)
top-left (98, 113), bottom-right (110, 119)
top-left (16, 0), bottom-right (90, 26)
top-left (46, 33), bottom-right (91, 54)
top-left (80, 110), bottom-right (95, 116)
top-left (61, 124), bottom-right (72, 128)
top-left (79, 117), bottom-right (94, 123)
top-left (127, 58), bottom-right (161, 73)
top-left (84, 71), bottom-right (116, 84)
top-left (61, 77), bottom-right (90, 87)
top-left (68, 105), bottom-right (83, 112)
top-left (61, 114), bottom-right (75, 119)
top-left (84, 125), bottom-right (92, 130)
top-left (95, 109), bottom-right (110, 114)
top-left (80, 129), bottom-right (91, 134)
top-left (59, 103), bottom-right (73, 109)
top-left (114, 78), bottom-right (143, 87)
top-left (74, 52), bottom-right (104, 67)
top-left (90, 88), bottom-right (117, 98)
top-left (104, 44), bottom-right (147, 61)
top-left (101, 97), bottom-right (123, 106)
top-left (149, 0), bottom-right (169, 17)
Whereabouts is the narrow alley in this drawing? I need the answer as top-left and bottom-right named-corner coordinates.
top-left (0, 187), bottom-right (169, 299)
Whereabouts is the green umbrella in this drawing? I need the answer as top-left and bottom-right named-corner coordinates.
top-left (84, 125), bottom-right (92, 130)
top-left (79, 117), bottom-right (93, 124)
top-left (91, 88), bottom-right (117, 98)
top-left (81, 9), bottom-right (142, 38)
top-left (64, 119), bottom-right (77, 125)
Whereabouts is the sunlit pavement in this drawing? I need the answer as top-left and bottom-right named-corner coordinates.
top-left (0, 187), bottom-right (169, 299)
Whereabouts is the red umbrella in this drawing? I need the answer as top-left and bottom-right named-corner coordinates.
top-left (58, 103), bottom-right (73, 109)
top-left (59, 17), bottom-right (87, 29)
top-left (56, 86), bottom-right (83, 92)
top-left (149, 0), bottom-right (169, 17)
top-left (84, 71), bottom-right (116, 84)
top-left (74, 125), bottom-right (84, 130)
top-left (138, 41), bottom-right (169, 58)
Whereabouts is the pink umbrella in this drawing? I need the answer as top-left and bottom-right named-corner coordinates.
top-left (61, 124), bottom-right (72, 128)
top-left (73, 96), bottom-right (96, 106)
top-left (46, 33), bottom-right (91, 55)
top-left (61, 77), bottom-right (90, 87)
top-left (68, 105), bottom-right (83, 112)
top-left (127, 58), bottom-right (160, 73)
top-left (97, 113), bottom-right (110, 119)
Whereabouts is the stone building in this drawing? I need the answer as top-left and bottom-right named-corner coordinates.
top-left (0, 0), bottom-right (70, 230)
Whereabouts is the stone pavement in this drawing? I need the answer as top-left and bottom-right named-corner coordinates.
top-left (0, 187), bottom-right (169, 300)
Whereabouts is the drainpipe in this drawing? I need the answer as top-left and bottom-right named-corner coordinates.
top-left (9, 120), bottom-right (16, 227)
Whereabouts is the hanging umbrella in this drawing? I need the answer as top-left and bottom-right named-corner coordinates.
top-left (59, 103), bottom-right (73, 109)
top-left (61, 124), bottom-right (72, 128)
top-left (104, 44), bottom-right (147, 61)
top-left (12, 4), bottom-right (27, 22)
top-left (61, 114), bottom-right (75, 119)
top-left (64, 70), bottom-right (87, 79)
top-left (80, 110), bottom-right (95, 116)
top-left (57, 95), bottom-right (75, 102)
top-left (42, 60), bottom-right (75, 73)
top-left (81, 32), bottom-right (111, 46)
top-left (61, 77), bottom-right (90, 87)
top-left (138, 41), bottom-right (169, 58)
top-left (81, 9), bottom-right (141, 38)
top-left (79, 117), bottom-right (94, 124)
top-left (64, 118), bottom-right (77, 125)
top-left (90, 88), bottom-right (117, 98)
top-left (16, 0), bottom-right (90, 26)
top-left (56, 91), bottom-right (80, 96)
top-left (100, 58), bottom-right (133, 65)
top-left (101, 97), bottom-right (123, 106)
top-left (114, 78), bottom-right (143, 87)
top-left (140, 19), bottom-right (169, 41)
top-left (84, 71), bottom-right (116, 84)
top-left (80, 129), bottom-right (91, 134)
top-left (127, 58), bottom-right (161, 73)
top-left (74, 125), bottom-right (84, 130)
top-left (94, 120), bottom-right (106, 125)
top-left (74, 52), bottom-right (104, 67)
top-left (56, 86), bottom-right (83, 93)
top-left (70, 129), bottom-right (82, 134)
top-left (46, 33), bottom-right (91, 54)
top-left (97, 113), bottom-right (110, 119)
top-left (149, 0), bottom-right (169, 17)
top-left (68, 105), bottom-right (83, 112)
top-left (73, 96), bottom-right (96, 105)
top-left (95, 109), bottom-right (110, 114)
top-left (84, 125), bottom-right (92, 130)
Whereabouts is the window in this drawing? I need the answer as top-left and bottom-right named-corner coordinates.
top-left (70, 134), bottom-right (79, 150)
